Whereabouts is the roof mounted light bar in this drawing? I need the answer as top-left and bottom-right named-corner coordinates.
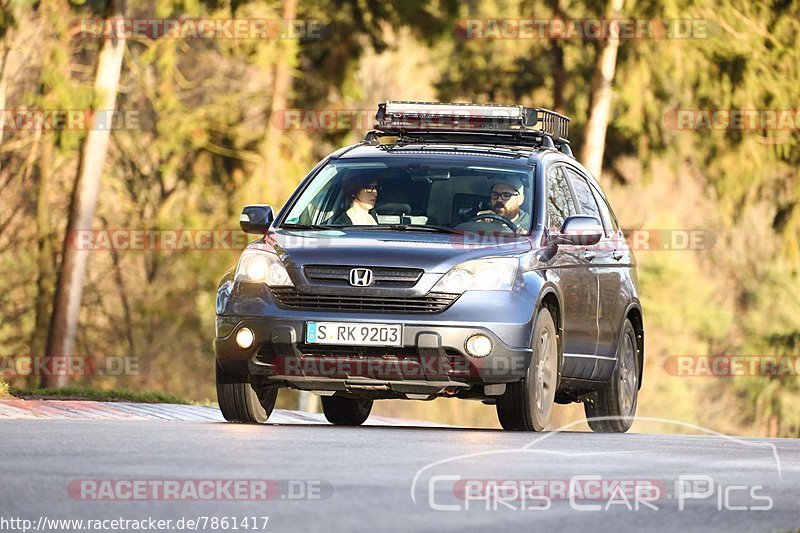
top-left (374, 101), bottom-right (570, 142)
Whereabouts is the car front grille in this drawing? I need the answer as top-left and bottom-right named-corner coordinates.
top-left (270, 288), bottom-right (459, 313)
top-left (303, 265), bottom-right (423, 288)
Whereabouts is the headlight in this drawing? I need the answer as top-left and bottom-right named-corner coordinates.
top-left (432, 257), bottom-right (519, 293)
top-left (234, 249), bottom-right (294, 286)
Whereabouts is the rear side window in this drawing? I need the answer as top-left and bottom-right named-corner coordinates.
top-left (565, 168), bottom-right (602, 222)
top-left (546, 166), bottom-right (576, 232)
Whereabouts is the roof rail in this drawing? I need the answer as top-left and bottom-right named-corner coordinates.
top-left (369, 101), bottom-right (571, 154)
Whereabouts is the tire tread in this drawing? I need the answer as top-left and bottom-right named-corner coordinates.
top-left (216, 363), bottom-right (277, 424)
top-left (583, 319), bottom-right (638, 433)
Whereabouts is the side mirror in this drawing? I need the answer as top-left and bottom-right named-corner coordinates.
top-left (239, 204), bottom-right (274, 234)
top-left (557, 215), bottom-right (603, 246)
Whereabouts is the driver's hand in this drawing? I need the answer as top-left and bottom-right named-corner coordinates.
top-left (475, 209), bottom-right (495, 222)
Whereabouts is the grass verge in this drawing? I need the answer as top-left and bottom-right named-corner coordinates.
top-left (8, 386), bottom-right (189, 404)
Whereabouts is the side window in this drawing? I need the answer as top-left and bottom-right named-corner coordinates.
top-left (285, 164), bottom-right (339, 224)
top-left (565, 168), bottom-right (602, 222)
top-left (589, 182), bottom-right (620, 237)
top-left (298, 179), bottom-right (335, 224)
top-left (547, 165), bottom-right (577, 232)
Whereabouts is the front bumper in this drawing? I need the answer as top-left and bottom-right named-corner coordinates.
top-left (214, 286), bottom-right (538, 397)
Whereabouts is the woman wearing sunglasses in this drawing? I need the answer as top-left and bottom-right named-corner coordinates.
top-left (331, 175), bottom-right (381, 226)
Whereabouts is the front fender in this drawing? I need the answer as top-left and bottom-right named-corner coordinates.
top-left (523, 268), bottom-right (564, 338)
top-left (215, 269), bottom-right (235, 315)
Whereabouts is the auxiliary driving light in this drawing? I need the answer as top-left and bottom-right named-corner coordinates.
top-left (465, 334), bottom-right (493, 358)
top-left (235, 327), bottom-right (255, 349)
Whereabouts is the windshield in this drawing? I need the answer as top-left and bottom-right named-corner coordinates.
top-left (281, 157), bottom-right (535, 235)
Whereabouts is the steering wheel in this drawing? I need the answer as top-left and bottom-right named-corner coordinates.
top-left (469, 212), bottom-right (518, 232)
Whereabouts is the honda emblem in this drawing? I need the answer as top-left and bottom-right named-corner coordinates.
top-left (349, 268), bottom-right (374, 287)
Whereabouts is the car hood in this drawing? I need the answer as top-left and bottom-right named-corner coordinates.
top-left (251, 228), bottom-right (533, 274)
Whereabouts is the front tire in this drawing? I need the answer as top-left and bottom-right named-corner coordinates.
top-left (321, 396), bottom-right (373, 426)
top-left (584, 319), bottom-right (639, 433)
top-left (216, 363), bottom-right (278, 424)
top-left (496, 308), bottom-right (558, 431)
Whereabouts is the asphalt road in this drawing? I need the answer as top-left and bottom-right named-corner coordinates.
top-left (1, 418), bottom-right (799, 533)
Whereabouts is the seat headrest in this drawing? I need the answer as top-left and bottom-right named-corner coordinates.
top-left (376, 203), bottom-right (412, 215)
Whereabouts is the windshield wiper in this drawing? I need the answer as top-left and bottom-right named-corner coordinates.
top-left (333, 225), bottom-right (394, 230)
top-left (334, 224), bottom-right (460, 234)
top-left (280, 223), bottom-right (334, 230)
top-left (388, 224), bottom-right (461, 234)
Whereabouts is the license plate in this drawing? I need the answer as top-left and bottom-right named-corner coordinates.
top-left (305, 322), bottom-right (403, 347)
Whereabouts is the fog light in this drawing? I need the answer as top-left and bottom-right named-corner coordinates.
top-left (235, 327), bottom-right (255, 349)
top-left (465, 334), bottom-right (492, 358)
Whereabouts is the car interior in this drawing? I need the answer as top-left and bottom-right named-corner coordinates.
top-left (292, 164), bottom-right (531, 230)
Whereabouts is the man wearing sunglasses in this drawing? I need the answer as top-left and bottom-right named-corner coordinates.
top-left (474, 176), bottom-right (529, 233)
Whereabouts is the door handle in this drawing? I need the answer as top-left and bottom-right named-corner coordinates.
top-left (612, 250), bottom-right (623, 261)
top-left (582, 250), bottom-right (596, 262)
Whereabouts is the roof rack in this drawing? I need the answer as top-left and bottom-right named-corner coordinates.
top-left (369, 101), bottom-right (572, 156)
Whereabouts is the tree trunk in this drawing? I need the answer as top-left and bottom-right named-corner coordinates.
top-left (580, 0), bottom-right (624, 179)
top-left (768, 414), bottom-right (779, 438)
top-left (271, 1), bottom-right (302, 412)
top-left (257, 0), bottom-right (297, 206)
top-left (0, 25), bottom-right (13, 172)
top-left (42, 0), bottom-right (127, 388)
top-left (31, 132), bottom-right (52, 363)
top-left (549, 0), bottom-right (566, 113)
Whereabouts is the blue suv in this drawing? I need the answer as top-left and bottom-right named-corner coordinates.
top-left (214, 102), bottom-right (644, 432)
